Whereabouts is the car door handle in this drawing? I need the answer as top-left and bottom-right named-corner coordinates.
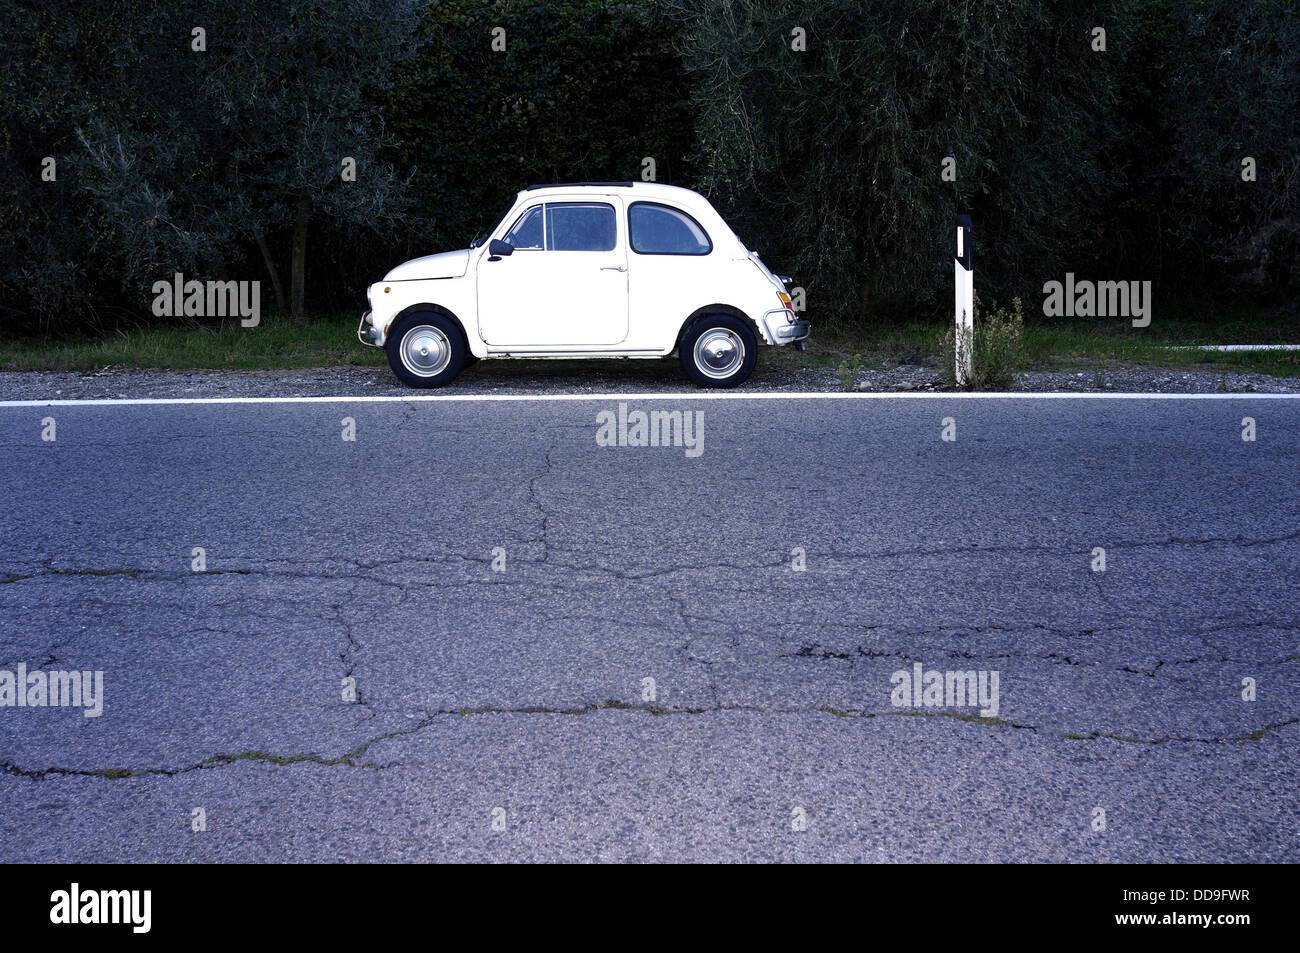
top-left (600, 265), bottom-right (627, 272)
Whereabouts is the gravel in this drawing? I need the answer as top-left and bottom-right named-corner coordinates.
top-left (1, 358), bottom-right (1295, 400)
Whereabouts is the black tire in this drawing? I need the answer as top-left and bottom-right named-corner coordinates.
top-left (385, 312), bottom-right (466, 388)
top-left (679, 313), bottom-right (757, 388)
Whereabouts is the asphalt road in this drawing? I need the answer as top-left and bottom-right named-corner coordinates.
top-left (1, 394), bottom-right (1297, 862)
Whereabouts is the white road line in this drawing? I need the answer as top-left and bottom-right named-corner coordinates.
top-left (1, 392), bottom-right (1299, 407)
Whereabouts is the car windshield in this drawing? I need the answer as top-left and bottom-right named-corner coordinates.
top-left (469, 204), bottom-right (513, 248)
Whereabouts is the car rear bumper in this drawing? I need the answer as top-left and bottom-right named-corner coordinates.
top-left (773, 318), bottom-right (811, 342)
top-left (762, 309), bottom-right (811, 345)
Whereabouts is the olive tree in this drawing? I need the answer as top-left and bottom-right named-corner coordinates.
top-left (671, 0), bottom-right (1121, 323)
top-left (2, 0), bottom-right (420, 325)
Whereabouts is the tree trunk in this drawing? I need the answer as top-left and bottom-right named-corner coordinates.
top-left (290, 190), bottom-right (312, 318)
top-left (256, 235), bottom-right (287, 316)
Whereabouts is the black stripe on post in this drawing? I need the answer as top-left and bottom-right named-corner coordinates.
top-left (955, 214), bottom-right (972, 271)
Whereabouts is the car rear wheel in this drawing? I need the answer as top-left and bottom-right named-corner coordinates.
top-left (680, 314), bottom-right (757, 388)
top-left (386, 312), bottom-right (466, 388)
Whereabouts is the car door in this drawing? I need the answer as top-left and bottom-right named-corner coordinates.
top-left (477, 200), bottom-right (629, 347)
top-left (624, 200), bottom-right (716, 349)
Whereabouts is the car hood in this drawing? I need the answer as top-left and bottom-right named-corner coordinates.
top-left (384, 249), bottom-right (471, 281)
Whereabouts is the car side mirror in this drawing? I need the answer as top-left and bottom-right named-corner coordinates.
top-left (487, 238), bottom-right (514, 260)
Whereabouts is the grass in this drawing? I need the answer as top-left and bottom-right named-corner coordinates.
top-left (1014, 321), bottom-right (1300, 378)
top-left (938, 297), bottom-right (1026, 389)
top-left (0, 314), bottom-right (385, 372)
top-left (2, 304), bottom-right (1297, 378)
top-left (775, 301), bottom-right (1300, 379)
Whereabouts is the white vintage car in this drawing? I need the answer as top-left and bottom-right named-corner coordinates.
top-left (358, 182), bottom-right (810, 387)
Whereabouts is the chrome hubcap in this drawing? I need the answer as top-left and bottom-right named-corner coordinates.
top-left (400, 325), bottom-right (451, 377)
top-left (694, 328), bottom-right (744, 380)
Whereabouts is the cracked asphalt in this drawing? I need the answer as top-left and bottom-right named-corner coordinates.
top-left (0, 395), bottom-right (1297, 862)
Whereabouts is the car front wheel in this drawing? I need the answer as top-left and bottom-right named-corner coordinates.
top-left (386, 312), bottom-right (466, 388)
top-left (680, 314), bottom-right (757, 388)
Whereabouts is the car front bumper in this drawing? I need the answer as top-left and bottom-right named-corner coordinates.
top-left (358, 311), bottom-right (383, 347)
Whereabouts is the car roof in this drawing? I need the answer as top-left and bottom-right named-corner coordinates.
top-left (523, 181), bottom-right (634, 191)
top-left (515, 181), bottom-right (721, 221)
top-left (519, 181), bottom-right (705, 202)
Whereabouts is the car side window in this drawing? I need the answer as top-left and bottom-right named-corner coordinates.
top-left (628, 202), bottom-right (712, 255)
top-left (545, 203), bottom-right (616, 252)
top-left (505, 206), bottom-right (544, 249)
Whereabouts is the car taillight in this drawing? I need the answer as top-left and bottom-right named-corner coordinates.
top-left (777, 291), bottom-right (794, 312)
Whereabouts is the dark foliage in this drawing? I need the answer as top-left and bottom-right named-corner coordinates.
top-left (1, 0), bottom-right (1295, 333)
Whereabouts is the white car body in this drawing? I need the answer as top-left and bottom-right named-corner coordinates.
top-left (358, 182), bottom-right (810, 386)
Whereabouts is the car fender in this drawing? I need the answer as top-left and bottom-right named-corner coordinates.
top-left (367, 277), bottom-right (486, 357)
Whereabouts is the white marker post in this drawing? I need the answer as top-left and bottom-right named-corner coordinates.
top-left (954, 214), bottom-right (973, 386)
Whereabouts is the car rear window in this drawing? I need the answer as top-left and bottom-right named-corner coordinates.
top-left (628, 202), bottom-right (712, 255)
